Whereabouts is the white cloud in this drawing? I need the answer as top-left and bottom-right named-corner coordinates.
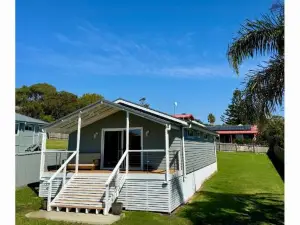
top-left (18, 23), bottom-right (236, 79)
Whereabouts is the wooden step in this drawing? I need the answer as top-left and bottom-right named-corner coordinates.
top-left (51, 203), bottom-right (104, 210)
top-left (65, 185), bottom-right (106, 189)
top-left (59, 193), bottom-right (106, 197)
top-left (67, 184), bottom-right (106, 187)
top-left (66, 182), bottom-right (106, 186)
top-left (53, 199), bottom-right (104, 204)
top-left (57, 196), bottom-right (110, 201)
top-left (60, 190), bottom-right (108, 194)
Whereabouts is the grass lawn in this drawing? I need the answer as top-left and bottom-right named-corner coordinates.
top-left (16, 152), bottom-right (284, 225)
top-left (46, 139), bottom-right (68, 149)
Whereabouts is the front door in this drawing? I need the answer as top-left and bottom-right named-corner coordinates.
top-left (102, 128), bottom-right (142, 170)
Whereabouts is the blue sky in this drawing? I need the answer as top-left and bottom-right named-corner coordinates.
top-left (16, 0), bottom-right (282, 124)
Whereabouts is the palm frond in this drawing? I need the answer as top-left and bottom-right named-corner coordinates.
top-left (242, 55), bottom-right (284, 117)
top-left (227, 11), bottom-right (284, 74)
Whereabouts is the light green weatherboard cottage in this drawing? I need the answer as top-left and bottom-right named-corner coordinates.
top-left (38, 99), bottom-right (218, 215)
top-left (15, 113), bottom-right (48, 187)
top-left (15, 113), bottom-right (48, 153)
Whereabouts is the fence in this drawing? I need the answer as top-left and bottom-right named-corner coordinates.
top-left (15, 151), bottom-right (69, 188)
top-left (48, 133), bottom-right (69, 140)
top-left (216, 142), bottom-right (269, 153)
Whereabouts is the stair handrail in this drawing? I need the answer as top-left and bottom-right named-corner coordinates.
top-left (104, 149), bottom-right (128, 215)
top-left (47, 151), bottom-right (77, 211)
top-left (105, 149), bottom-right (128, 186)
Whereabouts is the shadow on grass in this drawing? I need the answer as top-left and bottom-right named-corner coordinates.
top-left (177, 191), bottom-right (284, 225)
top-left (27, 182), bottom-right (40, 196)
top-left (267, 149), bottom-right (284, 181)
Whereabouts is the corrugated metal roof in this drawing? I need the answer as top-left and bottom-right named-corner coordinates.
top-left (173, 114), bottom-right (195, 120)
top-left (43, 100), bottom-right (173, 134)
top-left (42, 98), bottom-right (218, 136)
top-left (207, 125), bottom-right (252, 131)
top-left (15, 113), bottom-right (48, 124)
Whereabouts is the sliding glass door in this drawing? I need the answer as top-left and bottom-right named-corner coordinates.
top-left (102, 128), bottom-right (142, 169)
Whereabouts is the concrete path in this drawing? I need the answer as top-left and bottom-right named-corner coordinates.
top-left (26, 210), bottom-right (122, 225)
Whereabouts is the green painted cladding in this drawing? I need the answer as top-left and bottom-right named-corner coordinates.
top-left (68, 111), bottom-right (165, 152)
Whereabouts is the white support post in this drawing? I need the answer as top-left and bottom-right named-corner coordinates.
top-left (39, 131), bottom-right (47, 180)
top-left (75, 113), bottom-right (82, 174)
top-left (125, 111), bottom-right (129, 174)
top-left (165, 125), bottom-right (171, 182)
top-left (47, 181), bottom-right (52, 211)
top-left (104, 185), bottom-right (109, 215)
top-left (63, 166), bottom-right (66, 185)
top-left (214, 137), bottom-right (218, 171)
top-left (181, 127), bottom-right (187, 180)
top-left (178, 148), bottom-right (182, 172)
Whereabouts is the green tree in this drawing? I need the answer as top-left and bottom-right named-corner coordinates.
top-left (207, 113), bottom-right (216, 125)
top-left (19, 101), bottom-right (44, 119)
top-left (29, 83), bottom-right (56, 101)
top-left (78, 93), bottom-right (104, 108)
top-left (256, 115), bottom-right (284, 147)
top-left (221, 89), bottom-right (256, 125)
top-left (43, 91), bottom-right (79, 120)
top-left (227, 2), bottom-right (284, 121)
top-left (40, 114), bottom-right (55, 123)
top-left (15, 82), bottom-right (105, 122)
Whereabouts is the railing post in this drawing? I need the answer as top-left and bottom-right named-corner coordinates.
top-left (181, 127), bottom-right (187, 180)
top-left (63, 166), bottom-right (67, 185)
top-left (126, 111), bottom-right (129, 174)
top-left (165, 125), bottom-right (170, 182)
top-left (39, 131), bottom-right (47, 180)
top-left (104, 185), bottom-right (109, 215)
top-left (178, 149), bottom-right (182, 172)
top-left (47, 181), bottom-right (52, 211)
top-left (75, 113), bottom-right (82, 174)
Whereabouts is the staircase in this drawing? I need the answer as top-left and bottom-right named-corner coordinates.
top-left (49, 173), bottom-right (117, 214)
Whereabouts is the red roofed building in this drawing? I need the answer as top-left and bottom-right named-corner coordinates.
top-left (208, 125), bottom-right (258, 143)
top-left (173, 114), bottom-right (195, 121)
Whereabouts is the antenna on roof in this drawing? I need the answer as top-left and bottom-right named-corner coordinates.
top-left (174, 102), bottom-right (178, 115)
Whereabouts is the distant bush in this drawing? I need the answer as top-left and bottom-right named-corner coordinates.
top-left (234, 139), bottom-right (254, 145)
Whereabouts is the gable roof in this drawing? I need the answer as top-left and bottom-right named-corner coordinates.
top-left (114, 98), bottom-right (189, 126)
top-left (42, 98), bottom-right (217, 136)
top-left (15, 113), bottom-right (48, 124)
top-left (114, 99), bottom-right (217, 135)
top-left (43, 100), bottom-right (173, 133)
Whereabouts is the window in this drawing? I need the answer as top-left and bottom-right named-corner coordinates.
top-left (187, 129), bottom-right (193, 137)
top-left (204, 134), bottom-right (208, 140)
top-left (25, 124), bottom-right (33, 131)
top-left (35, 125), bottom-right (40, 133)
top-left (235, 134), bottom-right (243, 140)
top-left (199, 131), bottom-right (204, 138)
top-left (15, 123), bottom-right (19, 135)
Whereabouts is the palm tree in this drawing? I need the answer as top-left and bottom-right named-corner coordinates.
top-left (208, 113), bottom-right (216, 125)
top-left (227, 2), bottom-right (284, 121)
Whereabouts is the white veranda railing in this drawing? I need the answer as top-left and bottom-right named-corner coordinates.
top-left (46, 151), bottom-right (77, 211)
top-left (103, 149), bottom-right (129, 215)
top-left (103, 148), bottom-right (177, 215)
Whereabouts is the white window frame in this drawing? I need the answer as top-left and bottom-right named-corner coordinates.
top-left (100, 127), bottom-right (144, 170)
top-left (25, 124), bottom-right (34, 131)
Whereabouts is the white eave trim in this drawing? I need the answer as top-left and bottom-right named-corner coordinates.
top-left (114, 99), bottom-right (188, 126)
top-left (191, 120), bottom-right (206, 127)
